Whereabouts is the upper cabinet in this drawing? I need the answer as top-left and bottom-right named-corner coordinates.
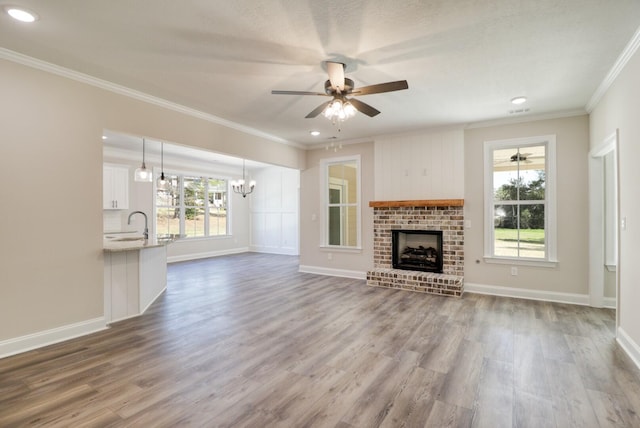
top-left (103, 165), bottom-right (129, 210)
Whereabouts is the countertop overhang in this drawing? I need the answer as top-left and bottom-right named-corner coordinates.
top-left (103, 233), bottom-right (181, 252)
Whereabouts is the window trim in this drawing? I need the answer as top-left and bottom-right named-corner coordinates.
top-left (319, 155), bottom-right (362, 250)
top-left (483, 135), bottom-right (557, 266)
top-left (154, 168), bottom-right (231, 240)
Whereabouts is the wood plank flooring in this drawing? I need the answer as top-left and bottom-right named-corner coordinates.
top-left (1, 253), bottom-right (640, 427)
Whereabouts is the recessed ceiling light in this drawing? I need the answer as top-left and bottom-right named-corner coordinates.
top-left (5, 6), bottom-right (39, 22)
top-left (511, 96), bottom-right (527, 105)
top-left (102, 135), bottom-right (107, 140)
top-left (310, 131), bottom-right (320, 136)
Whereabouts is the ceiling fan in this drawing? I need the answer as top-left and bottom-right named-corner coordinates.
top-left (271, 61), bottom-right (408, 120)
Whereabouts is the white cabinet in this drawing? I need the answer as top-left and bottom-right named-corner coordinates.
top-left (103, 165), bottom-right (129, 210)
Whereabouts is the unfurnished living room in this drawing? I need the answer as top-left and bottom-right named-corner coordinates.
top-left (2, 1), bottom-right (640, 427)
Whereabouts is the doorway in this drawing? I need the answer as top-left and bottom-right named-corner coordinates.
top-left (588, 130), bottom-right (619, 330)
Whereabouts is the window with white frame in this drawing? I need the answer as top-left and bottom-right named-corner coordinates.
top-left (156, 174), bottom-right (229, 239)
top-left (321, 156), bottom-right (361, 248)
top-left (484, 135), bottom-right (557, 264)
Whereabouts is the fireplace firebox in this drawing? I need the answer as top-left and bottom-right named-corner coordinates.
top-left (392, 229), bottom-right (443, 273)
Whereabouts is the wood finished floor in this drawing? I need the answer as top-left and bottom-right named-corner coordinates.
top-left (2, 253), bottom-right (640, 427)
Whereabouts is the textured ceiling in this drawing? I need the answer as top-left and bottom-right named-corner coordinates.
top-left (2, 0), bottom-right (640, 146)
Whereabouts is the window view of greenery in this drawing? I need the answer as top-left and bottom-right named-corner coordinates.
top-left (327, 161), bottom-right (358, 247)
top-left (493, 146), bottom-right (546, 259)
top-left (156, 174), bottom-right (228, 239)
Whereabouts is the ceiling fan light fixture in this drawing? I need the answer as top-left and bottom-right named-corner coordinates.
top-left (323, 98), bottom-right (356, 123)
top-left (511, 96), bottom-right (527, 105)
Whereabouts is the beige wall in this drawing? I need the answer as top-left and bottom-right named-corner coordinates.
top-left (590, 45), bottom-right (640, 349)
top-left (0, 58), bottom-right (305, 342)
top-left (299, 142), bottom-right (374, 275)
top-left (464, 115), bottom-right (590, 294)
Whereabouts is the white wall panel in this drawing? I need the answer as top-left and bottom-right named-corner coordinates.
top-left (250, 166), bottom-right (299, 255)
top-left (374, 129), bottom-right (464, 200)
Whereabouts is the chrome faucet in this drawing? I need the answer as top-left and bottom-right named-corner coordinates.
top-left (127, 211), bottom-right (148, 240)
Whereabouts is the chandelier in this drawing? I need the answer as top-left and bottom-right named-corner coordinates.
top-left (231, 159), bottom-right (256, 198)
top-left (323, 97), bottom-right (357, 124)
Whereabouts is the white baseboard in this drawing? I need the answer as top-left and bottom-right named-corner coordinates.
top-left (617, 327), bottom-right (640, 371)
top-left (603, 296), bottom-right (616, 309)
top-left (249, 245), bottom-right (299, 256)
top-left (167, 247), bottom-right (249, 263)
top-left (464, 282), bottom-right (591, 306)
top-left (299, 265), bottom-right (367, 280)
top-left (0, 317), bottom-right (106, 360)
top-left (140, 286), bottom-right (167, 315)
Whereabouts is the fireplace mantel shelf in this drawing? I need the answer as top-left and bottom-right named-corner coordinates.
top-left (369, 199), bottom-right (464, 208)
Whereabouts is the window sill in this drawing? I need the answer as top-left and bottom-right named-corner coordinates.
top-left (483, 256), bottom-right (558, 268)
top-left (319, 245), bottom-right (362, 254)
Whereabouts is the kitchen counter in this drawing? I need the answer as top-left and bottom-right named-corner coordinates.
top-left (103, 233), bottom-right (180, 323)
top-left (103, 233), bottom-right (181, 252)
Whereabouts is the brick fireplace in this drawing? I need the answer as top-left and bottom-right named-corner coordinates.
top-left (366, 199), bottom-right (464, 297)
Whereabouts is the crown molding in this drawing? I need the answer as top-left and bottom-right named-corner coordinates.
top-left (0, 48), bottom-right (306, 149)
top-left (586, 24), bottom-right (640, 112)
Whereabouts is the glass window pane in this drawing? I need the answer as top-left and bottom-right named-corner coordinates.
top-left (493, 146), bottom-right (545, 201)
top-left (494, 204), bottom-right (518, 257)
top-left (184, 177), bottom-right (205, 207)
top-left (519, 204), bottom-right (545, 258)
top-left (185, 207), bottom-right (205, 237)
top-left (156, 175), bottom-right (180, 206)
top-left (345, 206), bottom-right (358, 246)
top-left (328, 206), bottom-right (341, 245)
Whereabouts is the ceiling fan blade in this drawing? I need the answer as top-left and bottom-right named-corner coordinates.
top-left (327, 61), bottom-right (345, 92)
top-left (349, 98), bottom-right (381, 117)
top-left (306, 100), bottom-right (332, 118)
top-left (272, 90), bottom-right (328, 96)
top-left (352, 80), bottom-right (409, 95)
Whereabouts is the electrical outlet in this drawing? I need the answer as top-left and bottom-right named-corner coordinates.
top-left (511, 267), bottom-right (518, 276)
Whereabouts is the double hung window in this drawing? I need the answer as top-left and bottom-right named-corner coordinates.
top-left (484, 135), bottom-right (556, 264)
top-left (156, 174), bottom-right (229, 239)
top-left (321, 156), bottom-right (361, 249)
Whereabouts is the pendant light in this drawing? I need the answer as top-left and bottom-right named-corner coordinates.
top-left (231, 159), bottom-right (256, 198)
top-left (134, 138), bottom-right (153, 182)
top-left (157, 141), bottom-right (169, 191)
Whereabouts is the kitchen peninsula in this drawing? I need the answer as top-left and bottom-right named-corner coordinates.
top-left (103, 234), bottom-right (177, 323)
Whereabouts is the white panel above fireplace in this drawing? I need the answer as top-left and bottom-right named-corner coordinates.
top-left (374, 129), bottom-right (464, 200)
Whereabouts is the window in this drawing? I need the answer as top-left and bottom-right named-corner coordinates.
top-left (321, 156), bottom-right (361, 249)
top-left (484, 135), bottom-right (556, 265)
top-left (156, 173), bottom-right (228, 239)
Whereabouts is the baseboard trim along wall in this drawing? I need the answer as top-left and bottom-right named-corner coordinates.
top-left (298, 265), bottom-right (367, 280)
top-left (603, 297), bottom-right (616, 309)
top-left (249, 245), bottom-right (299, 256)
top-left (464, 282), bottom-right (591, 306)
top-left (0, 317), bottom-right (107, 360)
top-left (617, 327), bottom-right (640, 371)
top-left (140, 286), bottom-right (167, 315)
top-left (167, 247), bottom-right (249, 263)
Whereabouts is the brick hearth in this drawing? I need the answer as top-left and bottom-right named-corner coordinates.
top-left (367, 199), bottom-right (464, 297)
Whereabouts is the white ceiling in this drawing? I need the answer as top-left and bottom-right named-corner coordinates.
top-left (2, 0), bottom-right (640, 147)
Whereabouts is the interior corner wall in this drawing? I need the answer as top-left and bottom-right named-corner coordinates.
top-left (299, 142), bottom-right (374, 277)
top-left (464, 115), bottom-right (590, 296)
top-left (0, 58), bottom-right (305, 345)
top-left (590, 44), bottom-right (640, 356)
